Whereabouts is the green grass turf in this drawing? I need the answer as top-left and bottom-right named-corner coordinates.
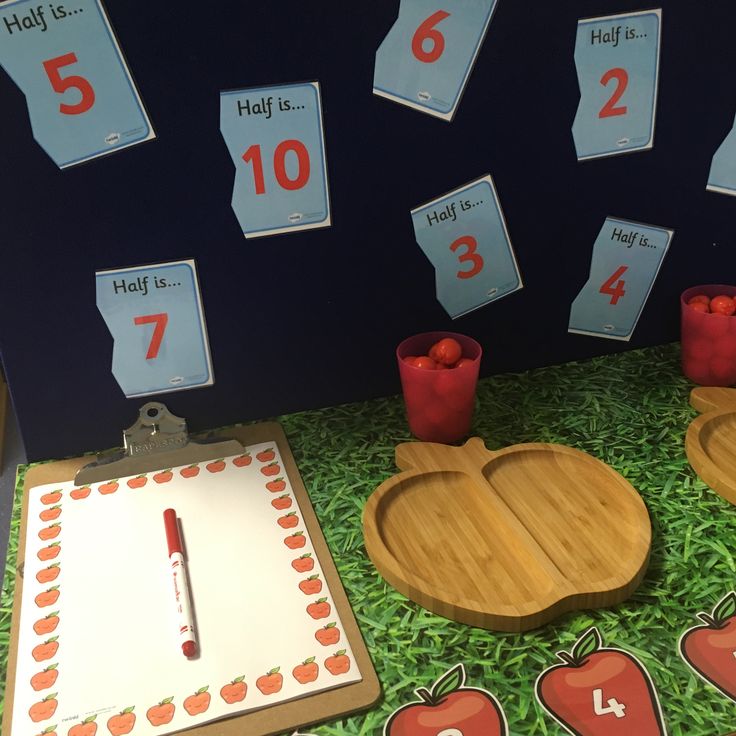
top-left (3, 342), bottom-right (736, 735)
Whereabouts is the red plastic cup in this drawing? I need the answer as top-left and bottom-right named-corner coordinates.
top-left (681, 285), bottom-right (736, 386)
top-left (397, 331), bottom-right (482, 444)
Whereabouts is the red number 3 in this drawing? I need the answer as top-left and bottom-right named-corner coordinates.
top-left (412, 10), bottom-right (450, 63)
top-left (450, 235), bottom-right (484, 279)
top-left (42, 53), bottom-right (95, 115)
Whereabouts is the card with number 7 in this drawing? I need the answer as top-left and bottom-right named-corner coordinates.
top-left (572, 9), bottom-right (662, 161)
top-left (568, 217), bottom-right (673, 341)
top-left (374, 0), bottom-right (498, 122)
top-left (411, 175), bottom-right (523, 319)
top-left (0, 0), bottom-right (154, 168)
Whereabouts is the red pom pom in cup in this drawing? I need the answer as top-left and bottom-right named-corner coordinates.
top-left (681, 285), bottom-right (736, 386)
top-left (397, 331), bottom-right (482, 444)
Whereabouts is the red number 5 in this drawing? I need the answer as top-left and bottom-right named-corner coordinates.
top-left (134, 313), bottom-right (169, 359)
top-left (42, 53), bottom-right (95, 115)
top-left (450, 235), bottom-right (484, 279)
top-left (412, 10), bottom-right (450, 63)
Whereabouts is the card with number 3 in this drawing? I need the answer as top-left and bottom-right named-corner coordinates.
top-left (568, 217), bottom-right (673, 341)
top-left (411, 175), bottom-right (523, 319)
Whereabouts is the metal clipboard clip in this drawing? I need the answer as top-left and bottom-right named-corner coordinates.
top-left (74, 402), bottom-right (244, 486)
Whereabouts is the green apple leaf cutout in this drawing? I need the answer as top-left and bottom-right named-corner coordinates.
top-left (697, 591), bottom-right (736, 627)
top-left (414, 663), bottom-right (466, 704)
top-left (556, 626), bottom-right (602, 666)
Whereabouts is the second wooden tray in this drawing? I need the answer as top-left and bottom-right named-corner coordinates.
top-left (363, 437), bottom-right (651, 632)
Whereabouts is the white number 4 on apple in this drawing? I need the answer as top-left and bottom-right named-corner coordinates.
top-left (593, 687), bottom-right (626, 718)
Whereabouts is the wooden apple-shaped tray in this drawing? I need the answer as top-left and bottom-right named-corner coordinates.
top-left (686, 387), bottom-right (736, 505)
top-left (363, 438), bottom-right (651, 632)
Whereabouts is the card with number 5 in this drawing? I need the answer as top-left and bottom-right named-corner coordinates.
top-left (411, 175), bottom-right (522, 318)
top-left (220, 81), bottom-right (331, 239)
top-left (374, 0), bottom-right (498, 122)
top-left (572, 9), bottom-right (662, 161)
top-left (96, 260), bottom-right (214, 398)
top-left (568, 217), bottom-right (673, 341)
top-left (0, 0), bottom-right (154, 168)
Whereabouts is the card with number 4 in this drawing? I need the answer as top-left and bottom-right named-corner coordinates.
top-left (0, 0), bottom-right (154, 168)
top-left (411, 175), bottom-right (522, 319)
top-left (96, 259), bottom-right (213, 398)
top-left (220, 81), bottom-right (331, 239)
top-left (572, 9), bottom-right (662, 161)
top-left (568, 217), bottom-right (673, 341)
top-left (374, 0), bottom-right (498, 122)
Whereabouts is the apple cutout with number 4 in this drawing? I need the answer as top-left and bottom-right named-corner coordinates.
top-left (679, 591), bottom-right (736, 702)
top-left (536, 627), bottom-right (666, 735)
top-left (384, 663), bottom-right (507, 736)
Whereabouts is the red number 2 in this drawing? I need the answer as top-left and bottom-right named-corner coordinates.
top-left (412, 10), bottom-right (450, 63)
top-left (450, 235), bottom-right (484, 279)
top-left (42, 53), bottom-right (95, 115)
top-left (599, 266), bottom-right (627, 304)
top-left (134, 313), bottom-right (169, 359)
top-left (242, 139), bottom-right (311, 195)
top-left (598, 67), bottom-right (628, 118)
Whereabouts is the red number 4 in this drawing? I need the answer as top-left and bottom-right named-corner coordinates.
top-left (599, 266), bottom-right (627, 305)
top-left (134, 313), bottom-right (169, 359)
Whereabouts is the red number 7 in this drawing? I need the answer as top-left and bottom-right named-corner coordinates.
top-left (134, 313), bottom-right (169, 359)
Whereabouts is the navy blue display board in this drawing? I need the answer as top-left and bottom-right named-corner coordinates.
top-left (1, 1), bottom-right (736, 461)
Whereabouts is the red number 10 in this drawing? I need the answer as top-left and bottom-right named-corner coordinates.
top-left (242, 140), bottom-right (311, 195)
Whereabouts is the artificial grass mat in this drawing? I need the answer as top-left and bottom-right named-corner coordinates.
top-left (2, 342), bottom-right (735, 735)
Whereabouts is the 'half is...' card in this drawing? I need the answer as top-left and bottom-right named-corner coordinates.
top-left (220, 82), bottom-right (331, 239)
top-left (96, 260), bottom-right (214, 397)
top-left (572, 9), bottom-right (662, 161)
top-left (411, 175), bottom-right (522, 318)
top-left (374, 0), bottom-right (498, 122)
top-left (568, 217), bottom-right (673, 341)
top-left (0, 0), bottom-right (154, 168)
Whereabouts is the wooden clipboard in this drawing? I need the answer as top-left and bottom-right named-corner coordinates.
top-left (2, 413), bottom-right (381, 736)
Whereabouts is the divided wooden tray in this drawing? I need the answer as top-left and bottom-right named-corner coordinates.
top-left (363, 438), bottom-right (651, 632)
top-left (686, 386), bottom-right (736, 505)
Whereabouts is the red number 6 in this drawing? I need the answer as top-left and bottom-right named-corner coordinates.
top-left (412, 10), bottom-right (450, 63)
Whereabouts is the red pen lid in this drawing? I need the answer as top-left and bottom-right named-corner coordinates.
top-left (163, 508), bottom-right (183, 556)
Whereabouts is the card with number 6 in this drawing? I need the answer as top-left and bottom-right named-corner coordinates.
top-left (0, 0), bottom-right (154, 168)
top-left (411, 175), bottom-right (522, 319)
top-left (572, 9), bottom-right (662, 161)
top-left (568, 217), bottom-right (673, 341)
top-left (374, 0), bottom-right (498, 122)
top-left (220, 81), bottom-right (331, 239)
top-left (96, 260), bottom-right (214, 398)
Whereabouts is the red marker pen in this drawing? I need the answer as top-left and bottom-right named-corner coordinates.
top-left (163, 508), bottom-right (197, 658)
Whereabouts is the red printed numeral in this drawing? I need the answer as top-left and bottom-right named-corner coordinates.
top-left (412, 10), bottom-right (451, 63)
top-left (598, 67), bottom-right (628, 118)
top-left (242, 139), bottom-right (311, 195)
top-left (450, 235), bottom-right (484, 279)
top-left (134, 313), bottom-right (169, 359)
top-left (42, 52), bottom-right (95, 115)
top-left (599, 266), bottom-right (627, 305)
